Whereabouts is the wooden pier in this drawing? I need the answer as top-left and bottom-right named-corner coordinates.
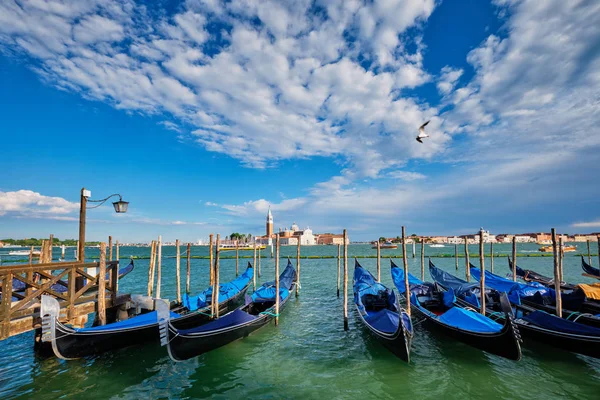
top-left (0, 259), bottom-right (129, 340)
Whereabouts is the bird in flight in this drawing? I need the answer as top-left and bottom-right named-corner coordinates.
top-left (416, 121), bottom-right (430, 143)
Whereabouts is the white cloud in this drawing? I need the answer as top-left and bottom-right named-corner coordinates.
top-left (387, 171), bottom-right (427, 181)
top-left (0, 190), bottom-right (79, 217)
top-left (437, 66), bottom-right (463, 95)
top-left (571, 221), bottom-right (600, 229)
top-left (0, 0), bottom-right (442, 177)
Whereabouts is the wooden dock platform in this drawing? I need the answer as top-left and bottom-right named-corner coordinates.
top-left (1, 260), bottom-right (129, 340)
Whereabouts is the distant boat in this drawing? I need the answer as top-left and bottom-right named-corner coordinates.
top-left (429, 244), bottom-right (445, 248)
top-left (372, 241), bottom-right (398, 249)
top-left (539, 245), bottom-right (577, 253)
top-left (8, 250), bottom-right (40, 256)
top-left (219, 243), bottom-right (266, 251)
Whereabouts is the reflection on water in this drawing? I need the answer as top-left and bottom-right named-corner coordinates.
top-left (1, 244), bottom-right (599, 399)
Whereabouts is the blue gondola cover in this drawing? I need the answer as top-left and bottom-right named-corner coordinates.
top-left (438, 307), bottom-right (502, 333)
top-left (252, 261), bottom-right (296, 303)
top-left (184, 267), bottom-right (253, 311)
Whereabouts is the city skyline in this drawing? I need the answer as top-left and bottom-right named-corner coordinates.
top-left (1, 1), bottom-right (599, 242)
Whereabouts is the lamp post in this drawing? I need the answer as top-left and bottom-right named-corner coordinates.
top-left (77, 188), bottom-right (129, 262)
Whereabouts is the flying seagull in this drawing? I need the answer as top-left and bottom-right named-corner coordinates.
top-left (416, 120), bottom-right (430, 143)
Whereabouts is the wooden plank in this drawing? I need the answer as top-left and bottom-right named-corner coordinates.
top-left (0, 261), bottom-right (99, 273)
top-left (97, 242), bottom-right (107, 326)
top-left (10, 269), bottom-right (70, 311)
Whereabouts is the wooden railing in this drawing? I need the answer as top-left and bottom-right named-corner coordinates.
top-left (0, 260), bottom-right (119, 340)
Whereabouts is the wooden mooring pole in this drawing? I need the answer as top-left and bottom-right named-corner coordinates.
top-left (253, 243), bottom-right (257, 290)
top-left (258, 247), bottom-right (262, 277)
top-left (275, 235), bottom-right (280, 326)
top-left (186, 243), bottom-right (191, 294)
top-left (108, 236), bottom-right (113, 261)
top-left (479, 230), bottom-right (486, 315)
top-left (402, 226), bottom-right (411, 316)
top-left (343, 229), bottom-right (349, 330)
top-left (490, 242), bottom-right (494, 273)
top-left (209, 234), bottom-right (214, 286)
top-left (235, 240), bottom-right (239, 277)
top-left (337, 243), bottom-right (341, 298)
top-left (376, 240), bottom-right (381, 282)
top-left (412, 240), bottom-right (416, 258)
top-left (296, 239), bottom-right (300, 297)
top-left (98, 242), bottom-right (107, 326)
top-left (465, 239), bottom-right (470, 282)
top-left (116, 241), bottom-right (120, 261)
top-left (597, 235), bottom-right (600, 269)
top-left (48, 234), bottom-right (54, 262)
top-left (213, 234), bottom-right (221, 318)
top-left (587, 240), bottom-right (592, 266)
top-left (147, 241), bottom-right (156, 296)
top-left (176, 239), bottom-right (181, 304)
top-left (420, 240), bottom-right (425, 281)
top-left (454, 243), bottom-right (458, 271)
top-left (551, 228), bottom-right (562, 318)
top-left (559, 236), bottom-right (564, 282)
top-left (512, 236), bottom-right (517, 282)
top-left (156, 236), bottom-right (162, 299)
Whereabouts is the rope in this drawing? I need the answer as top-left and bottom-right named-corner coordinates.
top-left (487, 311), bottom-right (504, 321)
top-left (573, 313), bottom-right (593, 322)
top-left (566, 311), bottom-right (579, 320)
top-left (259, 311), bottom-right (280, 317)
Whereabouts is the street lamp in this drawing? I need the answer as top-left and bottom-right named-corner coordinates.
top-left (77, 188), bottom-right (129, 262)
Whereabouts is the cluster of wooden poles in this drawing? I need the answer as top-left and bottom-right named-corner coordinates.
top-left (144, 234), bottom-right (302, 326)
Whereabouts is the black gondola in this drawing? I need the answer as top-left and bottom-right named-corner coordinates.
top-left (40, 265), bottom-right (253, 359)
top-left (353, 259), bottom-right (412, 362)
top-left (391, 260), bottom-right (522, 361)
top-left (160, 260), bottom-right (297, 361)
top-left (430, 260), bottom-right (600, 359)
top-left (509, 257), bottom-right (576, 290)
top-left (471, 263), bottom-right (600, 328)
top-left (582, 256), bottom-right (600, 278)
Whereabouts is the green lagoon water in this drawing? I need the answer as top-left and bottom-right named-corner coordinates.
top-left (1, 243), bottom-right (599, 399)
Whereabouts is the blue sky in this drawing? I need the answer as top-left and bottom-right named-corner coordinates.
top-left (1, 0), bottom-right (599, 242)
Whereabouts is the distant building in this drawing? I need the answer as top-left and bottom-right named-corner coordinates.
top-left (447, 236), bottom-right (464, 244)
top-left (317, 233), bottom-right (347, 245)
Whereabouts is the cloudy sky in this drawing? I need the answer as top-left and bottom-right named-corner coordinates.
top-left (1, 0), bottom-right (599, 242)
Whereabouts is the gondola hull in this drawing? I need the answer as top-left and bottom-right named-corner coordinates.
top-left (164, 283), bottom-right (295, 361)
top-left (355, 306), bottom-right (411, 362)
top-left (431, 260), bottom-right (600, 359)
top-left (42, 283), bottom-right (250, 359)
top-left (410, 302), bottom-right (522, 361)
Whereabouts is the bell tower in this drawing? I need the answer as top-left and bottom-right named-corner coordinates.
top-left (266, 206), bottom-right (273, 237)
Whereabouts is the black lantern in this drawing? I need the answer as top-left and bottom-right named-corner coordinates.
top-left (112, 199), bottom-right (129, 213)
